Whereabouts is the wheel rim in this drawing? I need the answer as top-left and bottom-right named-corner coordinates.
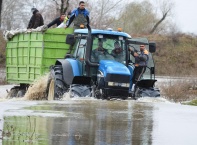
top-left (48, 79), bottom-right (55, 100)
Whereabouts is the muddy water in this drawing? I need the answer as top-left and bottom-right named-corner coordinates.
top-left (1, 99), bottom-right (197, 145)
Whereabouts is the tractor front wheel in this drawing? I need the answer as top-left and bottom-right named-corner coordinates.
top-left (47, 65), bottom-right (68, 100)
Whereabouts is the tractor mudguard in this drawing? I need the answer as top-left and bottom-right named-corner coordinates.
top-left (72, 76), bottom-right (91, 85)
top-left (135, 87), bottom-right (160, 98)
top-left (55, 59), bottom-right (82, 85)
top-left (134, 79), bottom-right (160, 98)
top-left (136, 79), bottom-right (157, 88)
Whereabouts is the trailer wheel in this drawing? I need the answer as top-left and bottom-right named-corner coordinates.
top-left (47, 65), bottom-right (68, 100)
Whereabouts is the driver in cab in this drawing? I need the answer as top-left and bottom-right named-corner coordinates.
top-left (94, 41), bottom-right (108, 54)
top-left (92, 40), bottom-right (113, 62)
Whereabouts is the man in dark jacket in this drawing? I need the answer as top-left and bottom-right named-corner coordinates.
top-left (129, 45), bottom-right (149, 93)
top-left (65, 1), bottom-right (89, 29)
top-left (27, 8), bottom-right (44, 29)
top-left (47, 13), bottom-right (66, 28)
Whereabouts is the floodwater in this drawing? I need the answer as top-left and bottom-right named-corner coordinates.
top-left (1, 99), bottom-right (197, 145)
top-left (0, 78), bottom-right (197, 145)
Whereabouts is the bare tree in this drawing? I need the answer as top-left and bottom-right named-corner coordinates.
top-left (1, 0), bottom-right (28, 30)
top-left (111, 0), bottom-right (175, 35)
top-left (150, 0), bottom-right (174, 34)
top-left (88, 0), bottom-right (124, 29)
top-left (114, 1), bottom-right (157, 34)
top-left (61, 0), bottom-right (70, 14)
top-left (51, 0), bottom-right (73, 15)
top-left (1, 0), bottom-right (72, 30)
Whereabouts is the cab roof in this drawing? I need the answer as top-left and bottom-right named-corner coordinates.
top-left (74, 29), bottom-right (131, 38)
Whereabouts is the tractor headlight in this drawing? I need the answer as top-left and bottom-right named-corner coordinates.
top-left (108, 82), bottom-right (114, 86)
top-left (121, 83), bottom-right (130, 87)
top-left (108, 82), bottom-right (129, 87)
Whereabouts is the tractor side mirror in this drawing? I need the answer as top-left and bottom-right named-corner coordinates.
top-left (149, 42), bottom-right (156, 53)
top-left (66, 34), bottom-right (75, 45)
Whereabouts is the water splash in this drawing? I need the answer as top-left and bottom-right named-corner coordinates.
top-left (24, 74), bottom-right (49, 100)
top-left (62, 91), bottom-right (71, 100)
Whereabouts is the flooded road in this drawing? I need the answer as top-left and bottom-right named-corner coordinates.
top-left (1, 98), bottom-right (197, 145)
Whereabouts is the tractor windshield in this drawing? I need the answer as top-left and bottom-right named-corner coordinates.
top-left (90, 34), bottom-right (126, 63)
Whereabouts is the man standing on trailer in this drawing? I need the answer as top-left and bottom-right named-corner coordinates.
top-left (65, 1), bottom-right (89, 29)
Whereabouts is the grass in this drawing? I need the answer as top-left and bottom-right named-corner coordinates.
top-left (186, 99), bottom-right (197, 106)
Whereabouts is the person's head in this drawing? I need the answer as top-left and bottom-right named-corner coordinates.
top-left (140, 45), bottom-right (145, 51)
top-left (60, 13), bottom-right (66, 21)
top-left (113, 41), bottom-right (122, 54)
top-left (79, 1), bottom-right (85, 10)
top-left (98, 41), bottom-right (103, 48)
top-left (114, 41), bottom-right (120, 49)
top-left (31, 8), bottom-right (38, 14)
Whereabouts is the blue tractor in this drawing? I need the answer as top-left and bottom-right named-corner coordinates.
top-left (47, 26), bottom-right (160, 100)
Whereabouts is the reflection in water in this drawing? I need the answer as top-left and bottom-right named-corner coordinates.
top-left (2, 100), bottom-right (155, 145)
top-left (131, 104), bottom-right (153, 145)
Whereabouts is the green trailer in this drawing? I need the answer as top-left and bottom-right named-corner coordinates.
top-left (6, 28), bottom-right (74, 96)
top-left (6, 28), bottom-right (74, 84)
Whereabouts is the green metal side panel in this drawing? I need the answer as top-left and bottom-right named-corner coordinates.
top-left (41, 28), bottom-right (74, 74)
top-left (6, 28), bottom-right (74, 84)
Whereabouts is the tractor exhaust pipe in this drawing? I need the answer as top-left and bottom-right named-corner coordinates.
top-left (85, 24), bottom-right (99, 76)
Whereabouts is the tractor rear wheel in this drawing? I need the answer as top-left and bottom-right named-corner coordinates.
top-left (47, 65), bottom-right (68, 100)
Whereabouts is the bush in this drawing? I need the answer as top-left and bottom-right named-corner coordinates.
top-left (161, 79), bottom-right (197, 102)
top-left (186, 99), bottom-right (197, 106)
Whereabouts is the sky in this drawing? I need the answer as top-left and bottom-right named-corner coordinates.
top-left (174, 0), bottom-right (197, 34)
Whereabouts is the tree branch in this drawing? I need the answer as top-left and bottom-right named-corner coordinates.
top-left (150, 9), bottom-right (170, 34)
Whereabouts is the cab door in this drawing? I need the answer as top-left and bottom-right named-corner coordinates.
top-left (72, 37), bottom-right (87, 75)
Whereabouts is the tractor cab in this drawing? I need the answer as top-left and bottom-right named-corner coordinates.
top-left (67, 28), bottom-right (131, 82)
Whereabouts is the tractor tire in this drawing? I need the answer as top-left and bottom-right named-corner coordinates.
top-left (95, 88), bottom-right (108, 100)
top-left (70, 84), bottom-right (92, 98)
top-left (47, 65), bottom-right (68, 100)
